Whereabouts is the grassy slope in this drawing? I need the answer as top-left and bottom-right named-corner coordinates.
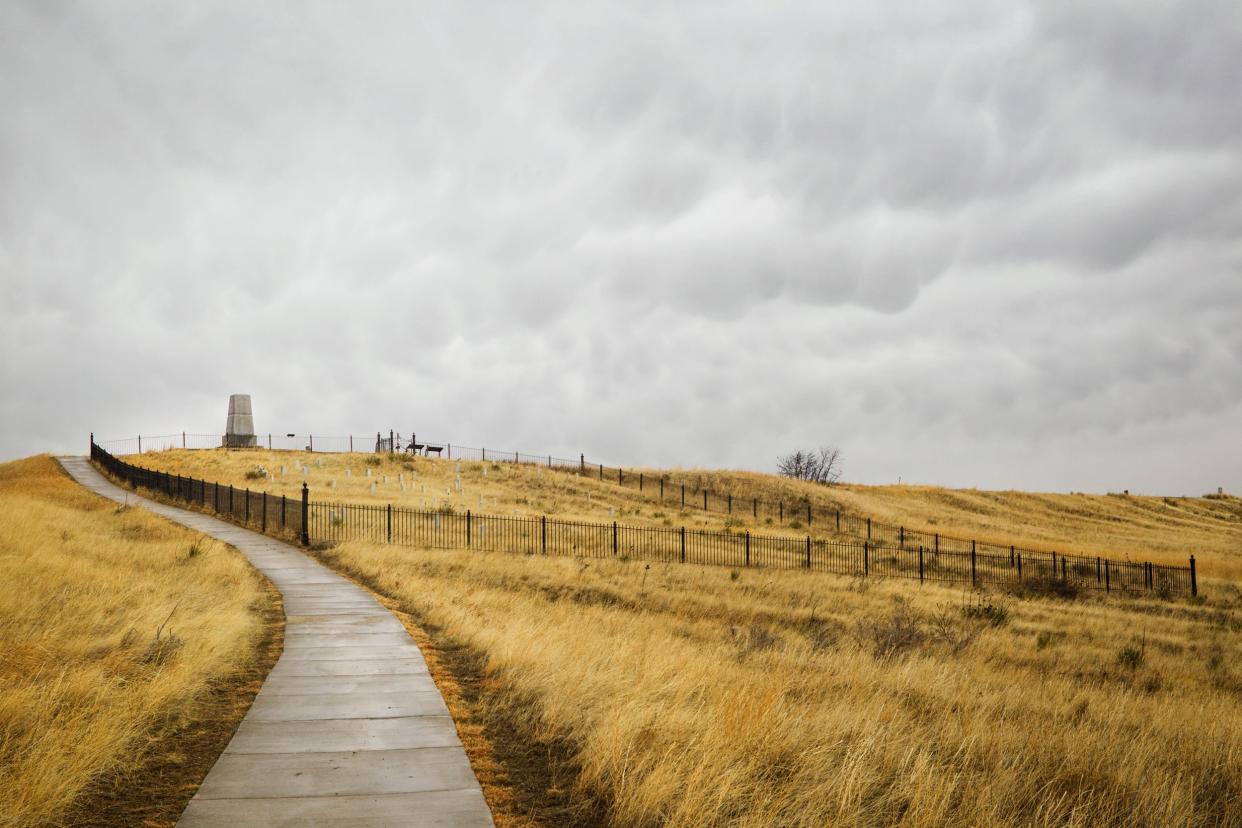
top-left (0, 456), bottom-right (279, 828)
top-left (134, 448), bottom-right (1242, 581)
top-left (128, 448), bottom-right (1242, 825)
top-left (315, 541), bottom-right (1242, 827)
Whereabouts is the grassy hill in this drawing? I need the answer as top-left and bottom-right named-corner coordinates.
top-left (132, 448), bottom-right (1242, 581)
top-left (112, 447), bottom-right (1242, 825)
top-left (0, 456), bottom-right (280, 828)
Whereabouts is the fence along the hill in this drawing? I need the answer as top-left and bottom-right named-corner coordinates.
top-left (89, 438), bottom-right (1198, 597)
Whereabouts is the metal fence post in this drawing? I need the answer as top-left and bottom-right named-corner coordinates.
top-left (1104, 559), bottom-right (1110, 592)
top-left (864, 540), bottom-right (869, 576)
top-left (387, 503), bottom-right (392, 543)
top-left (541, 515), bottom-right (547, 554)
top-left (867, 517), bottom-right (871, 539)
top-left (467, 510), bottom-right (472, 547)
top-left (728, 494), bottom-right (732, 514)
top-left (301, 482), bottom-right (309, 546)
top-left (612, 521), bottom-right (618, 556)
top-left (745, 531), bottom-right (751, 566)
top-left (281, 494), bottom-right (287, 530)
top-left (918, 546), bottom-right (924, 582)
top-left (805, 536), bottom-right (811, 569)
top-left (262, 492), bottom-right (267, 533)
top-left (703, 490), bottom-right (707, 510)
top-left (680, 526), bottom-right (686, 563)
top-left (1190, 555), bottom-right (1197, 597)
top-left (971, 541), bottom-right (977, 586)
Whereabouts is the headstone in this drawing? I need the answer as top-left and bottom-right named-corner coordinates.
top-left (398, 473), bottom-right (403, 483)
top-left (345, 468), bottom-right (351, 477)
top-left (370, 482), bottom-right (377, 494)
top-left (366, 468), bottom-right (372, 478)
top-left (222, 394), bottom-right (258, 448)
top-left (302, 466), bottom-right (309, 476)
top-left (279, 465), bottom-right (286, 475)
top-left (383, 475), bottom-right (388, 484)
top-left (482, 467), bottom-right (487, 477)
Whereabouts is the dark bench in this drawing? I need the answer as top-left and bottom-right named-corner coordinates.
top-left (424, 444), bottom-right (444, 457)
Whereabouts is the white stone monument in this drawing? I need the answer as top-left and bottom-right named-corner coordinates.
top-left (223, 394), bottom-right (257, 448)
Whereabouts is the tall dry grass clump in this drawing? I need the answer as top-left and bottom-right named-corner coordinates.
top-left (316, 540), bottom-right (1242, 827)
top-left (0, 456), bottom-right (274, 827)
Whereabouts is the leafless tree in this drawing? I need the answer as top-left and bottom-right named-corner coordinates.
top-left (777, 446), bottom-right (842, 485)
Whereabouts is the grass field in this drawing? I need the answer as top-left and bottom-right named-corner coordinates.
top-left (313, 540), bottom-right (1242, 827)
top-left (115, 448), bottom-right (1242, 825)
top-left (130, 448), bottom-right (1242, 581)
top-left (0, 456), bottom-right (281, 828)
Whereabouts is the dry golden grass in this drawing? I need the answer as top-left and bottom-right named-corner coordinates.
top-left (0, 456), bottom-right (276, 828)
top-left (133, 448), bottom-right (1242, 582)
top-left (122, 448), bottom-right (1242, 824)
top-left (315, 540), bottom-right (1242, 827)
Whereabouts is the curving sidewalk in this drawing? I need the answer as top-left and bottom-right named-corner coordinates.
top-left (58, 457), bottom-right (493, 828)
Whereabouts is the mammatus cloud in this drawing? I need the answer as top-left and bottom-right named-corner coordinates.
top-left (1, 0), bottom-right (1239, 496)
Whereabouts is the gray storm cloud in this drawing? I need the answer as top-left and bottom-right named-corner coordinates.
top-left (1, 0), bottom-right (1240, 496)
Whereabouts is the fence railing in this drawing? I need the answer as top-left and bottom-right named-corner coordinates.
top-left (90, 438), bottom-right (1198, 597)
top-left (98, 429), bottom-right (1201, 594)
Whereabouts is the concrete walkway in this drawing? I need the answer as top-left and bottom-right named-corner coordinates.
top-left (58, 457), bottom-right (493, 828)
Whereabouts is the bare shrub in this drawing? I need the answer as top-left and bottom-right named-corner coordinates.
top-left (776, 447), bottom-right (842, 485)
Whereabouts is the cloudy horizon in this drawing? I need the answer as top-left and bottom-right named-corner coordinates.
top-left (2, 1), bottom-right (1240, 496)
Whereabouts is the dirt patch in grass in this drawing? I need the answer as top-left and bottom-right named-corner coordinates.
top-left (62, 577), bottom-right (284, 828)
top-left (306, 548), bottom-right (608, 828)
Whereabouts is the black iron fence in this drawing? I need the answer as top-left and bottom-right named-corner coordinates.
top-left (98, 429), bottom-right (1204, 595)
top-left (90, 437), bottom-right (1197, 597)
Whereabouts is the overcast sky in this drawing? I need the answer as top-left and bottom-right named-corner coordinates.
top-left (2, 1), bottom-right (1240, 495)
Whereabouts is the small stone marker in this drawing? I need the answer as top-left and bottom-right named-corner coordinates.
top-left (345, 468), bottom-right (351, 478)
top-left (366, 468), bottom-right (372, 478)
top-left (370, 482), bottom-right (377, 494)
top-left (482, 467), bottom-right (487, 477)
top-left (382, 474), bottom-right (388, 484)
top-left (279, 465), bottom-right (286, 475)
